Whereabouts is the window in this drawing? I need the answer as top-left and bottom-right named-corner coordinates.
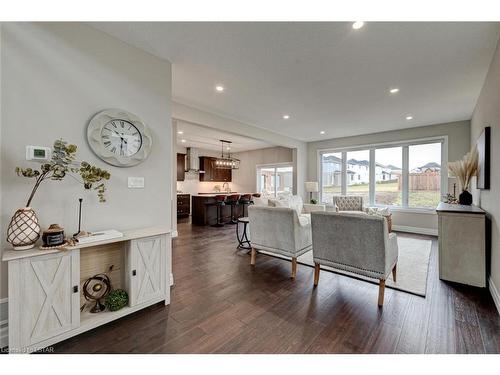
top-left (346, 149), bottom-right (370, 204)
top-left (257, 164), bottom-right (293, 197)
top-left (319, 139), bottom-right (444, 210)
top-left (409, 143), bottom-right (441, 208)
top-left (375, 146), bottom-right (402, 206)
top-left (320, 152), bottom-right (342, 204)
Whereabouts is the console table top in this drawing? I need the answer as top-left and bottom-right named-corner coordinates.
top-left (2, 225), bottom-right (171, 262)
top-left (436, 202), bottom-right (486, 215)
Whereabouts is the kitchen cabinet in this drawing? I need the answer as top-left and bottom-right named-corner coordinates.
top-left (177, 153), bottom-right (185, 181)
top-left (199, 156), bottom-right (231, 182)
top-left (177, 194), bottom-right (190, 217)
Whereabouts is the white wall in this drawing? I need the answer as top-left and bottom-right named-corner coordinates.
top-left (307, 120), bottom-right (471, 232)
top-left (0, 23), bottom-right (172, 300)
top-left (471, 38), bottom-right (500, 312)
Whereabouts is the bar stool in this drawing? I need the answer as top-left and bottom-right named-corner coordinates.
top-left (209, 195), bottom-right (226, 227)
top-left (225, 194), bottom-right (240, 224)
top-left (238, 194), bottom-right (252, 218)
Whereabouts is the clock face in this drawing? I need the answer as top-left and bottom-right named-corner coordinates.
top-left (101, 119), bottom-right (143, 157)
top-left (87, 109), bottom-right (152, 167)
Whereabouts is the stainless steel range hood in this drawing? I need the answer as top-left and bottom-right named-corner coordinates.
top-left (185, 147), bottom-right (202, 172)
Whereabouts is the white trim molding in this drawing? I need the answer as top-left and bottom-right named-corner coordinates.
top-left (0, 298), bottom-right (8, 349)
top-left (172, 230), bottom-right (178, 238)
top-left (392, 225), bottom-right (438, 236)
top-left (489, 277), bottom-right (500, 316)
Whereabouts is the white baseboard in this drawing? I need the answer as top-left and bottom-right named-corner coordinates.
top-left (0, 298), bottom-right (8, 348)
top-left (172, 230), bottom-right (178, 238)
top-left (170, 273), bottom-right (174, 286)
top-left (392, 225), bottom-right (438, 236)
top-left (489, 277), bottom-right (500, 316)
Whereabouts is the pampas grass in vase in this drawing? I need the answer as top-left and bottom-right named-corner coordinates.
top-left (448, 146), bottom-right (478, 205)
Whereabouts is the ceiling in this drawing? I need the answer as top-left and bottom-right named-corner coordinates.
top-left (175, 120), bottom-right (273, 153)
top-left (91, 22), bottom-right (500, 141)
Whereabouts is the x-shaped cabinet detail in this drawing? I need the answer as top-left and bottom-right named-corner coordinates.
top-left (127, 235), bottom-right (166, 306)
top-left (14, 250), bottom-right (80, 348)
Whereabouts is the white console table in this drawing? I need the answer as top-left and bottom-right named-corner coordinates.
top-left (2, 225), bottom-right (172, 353)
top-left (436, 203), bottom-right (486, 287)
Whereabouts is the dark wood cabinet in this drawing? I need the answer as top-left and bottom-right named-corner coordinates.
top-left (177, 194), bottom-right (190, 217)
top-left (177, 153), bottom-right (185, 181)
top-left (199, 156), bottom-right (231, 182)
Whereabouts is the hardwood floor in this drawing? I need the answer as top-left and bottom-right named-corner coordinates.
top-left (52, 220), bottom-right (500, 354)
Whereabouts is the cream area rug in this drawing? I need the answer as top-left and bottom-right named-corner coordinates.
top-left (259, 236), bottom-right (432, 297)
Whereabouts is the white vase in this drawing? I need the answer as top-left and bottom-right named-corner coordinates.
top-left (6, 207), bottom-right (41, 250)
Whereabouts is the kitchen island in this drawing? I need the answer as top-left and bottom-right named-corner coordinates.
top-left (191, 193), bottom-right (254, 225)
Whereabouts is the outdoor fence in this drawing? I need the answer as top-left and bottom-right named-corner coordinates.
top-left (398, 171), bottom-right (440, 191)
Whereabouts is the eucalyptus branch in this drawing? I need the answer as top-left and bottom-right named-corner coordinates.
top-left (16, 139), bottom-right (110, 207)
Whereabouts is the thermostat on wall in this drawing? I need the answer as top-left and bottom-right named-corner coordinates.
top-left (26, 146), bottom-right (51, 162)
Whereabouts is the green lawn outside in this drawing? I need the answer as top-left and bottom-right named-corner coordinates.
top-left (323, 181), bottom-right (440, 208)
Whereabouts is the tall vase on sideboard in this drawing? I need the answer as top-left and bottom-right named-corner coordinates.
top-left (6, 207), bottom-right (41, 250)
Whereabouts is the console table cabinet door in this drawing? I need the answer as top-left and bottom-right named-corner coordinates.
top-left (11, 250), bottom-right (80, 349)
top-left (128, 235), bottom-right (166, 306)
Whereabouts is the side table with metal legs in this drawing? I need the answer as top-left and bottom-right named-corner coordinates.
top-left (236, 217), bottom-right (251, 251)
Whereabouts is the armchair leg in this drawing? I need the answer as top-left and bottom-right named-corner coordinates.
top-left (314, 263), bottom-right (320, 286)
top-left (392, 263), bottom-right (397, 282)
top-left (250, 248), bottom-right (256, 266)
top-left (291, 257), bottom-right (297, 279)
top-left (378, 279), bottom-right (386, 306)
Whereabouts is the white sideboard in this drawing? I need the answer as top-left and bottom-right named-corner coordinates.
top-left (2, 226), bottom-right (172, 353)
top-left (436, 203), bottom-right (486, 287)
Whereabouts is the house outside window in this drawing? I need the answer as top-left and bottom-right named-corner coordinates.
top-left (319, 138), bottom-right (445, 210)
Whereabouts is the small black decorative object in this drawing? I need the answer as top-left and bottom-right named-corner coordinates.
top-left (83, 273), bottom-right (111, 313)
top-left (42, 224), bottom-right (65, 247)
top-left (459, 190), bottom-right (473, 205)
top-left (73, 198), bottom-right (86, 238)
top-left (105, 289), bottom-right (129, 311)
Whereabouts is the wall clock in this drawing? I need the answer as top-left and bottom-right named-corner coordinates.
top-left (87, 109), bottom-right (153, 167)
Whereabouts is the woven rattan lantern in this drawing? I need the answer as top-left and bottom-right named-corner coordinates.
top-left (6, 207), bottom-right (41, 250)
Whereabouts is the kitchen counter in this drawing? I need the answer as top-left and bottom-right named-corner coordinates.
top-left (193, 192), bottom-right (253, 197)
top-left (191, 194), bottom-right (255, 225)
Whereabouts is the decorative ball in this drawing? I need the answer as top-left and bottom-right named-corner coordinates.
top-left (93, 283), bottom-right (103, 292)
top-left (105, 289), bottom-right (129, 312)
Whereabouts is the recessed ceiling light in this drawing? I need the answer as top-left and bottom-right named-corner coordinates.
top-left (352, 21), bottom-right (365, 30)
top-left (283, 114), bottom-right (290, 120)
top-left (406, 115), bottom-right (413, 120)
top-left (181, 139), bottom-right (186, 143)
top-left (215, 85), bottom-right (224, 92)
top-left (389, 88), bottom-right (400, 94)
top-left (177, 131), bottom-right (183, 135)
top-left (320, 131), bottom-right (326, 135)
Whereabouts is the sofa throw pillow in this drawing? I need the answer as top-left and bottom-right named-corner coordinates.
top-left (253, 197), bottom-right (269, 206)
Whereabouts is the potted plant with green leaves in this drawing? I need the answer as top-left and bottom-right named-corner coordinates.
top-left (7, 139), bottom-right (110, 250)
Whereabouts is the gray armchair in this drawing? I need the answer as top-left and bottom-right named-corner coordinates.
top-left (248, 205), bottom-right (314, 279)
top-left (310, 211), bottom-right (398, 306)
top-left (332, 195), bottom-right (364, 212)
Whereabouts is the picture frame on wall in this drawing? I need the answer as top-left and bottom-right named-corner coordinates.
top-left (476, 126), bottom-right (491, 190)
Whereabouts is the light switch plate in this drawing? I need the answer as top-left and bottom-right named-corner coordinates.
top-left (128, 177), bottom-right (145, 189)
